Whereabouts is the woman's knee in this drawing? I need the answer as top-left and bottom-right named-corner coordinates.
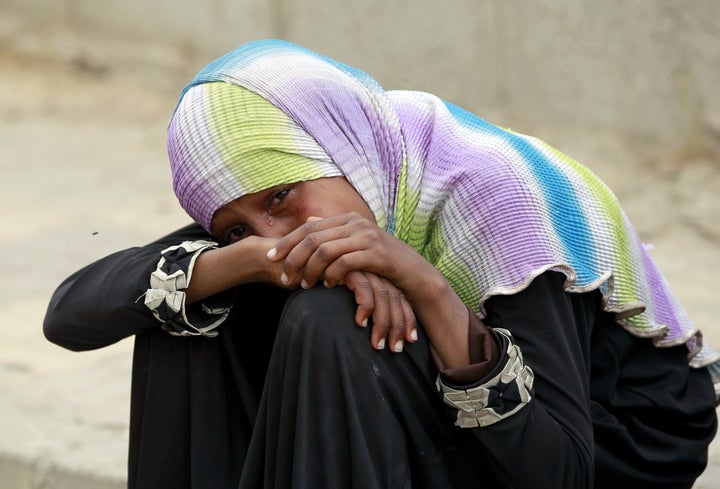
top-left (275, 285), bottom-right (367, 349)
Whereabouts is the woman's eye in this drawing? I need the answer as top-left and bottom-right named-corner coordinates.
top-left (269, 188), bottom-right (291, 210)
top-left (224, 225), bottom-right (247, 244)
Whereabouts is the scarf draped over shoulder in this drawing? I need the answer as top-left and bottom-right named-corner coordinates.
top-left (167, 39), bottom-right (720, 395)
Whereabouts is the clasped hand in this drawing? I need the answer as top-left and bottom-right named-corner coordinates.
top-left (266, 212), bottom-right (427, 352)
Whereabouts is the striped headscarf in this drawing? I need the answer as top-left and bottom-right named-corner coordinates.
top-left (167, 39), bottom-right (720, 390)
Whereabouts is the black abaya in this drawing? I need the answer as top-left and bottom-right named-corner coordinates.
top-left (43, 224), bottom-right (717, 488)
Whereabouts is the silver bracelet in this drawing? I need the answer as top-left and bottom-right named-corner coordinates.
top-left (144, 240), bottom-right (230, 337)
top-left (437, 328), bottom-right (535, 428)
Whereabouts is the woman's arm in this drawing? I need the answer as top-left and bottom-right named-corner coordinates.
top-left (44, 224), bottom-right (211, 351)
top-left (186, 234), bottom-right (417, 345)
top-left (44, 225), bottom-right (291, 349)
top-left (183, 235), bottom-right (289, 303)
top-left (455, 271), bottom-right (595, 487)
top-left (45, 221), bottom-right (416, 351)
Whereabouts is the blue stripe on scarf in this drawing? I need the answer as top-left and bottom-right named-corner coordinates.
top-left (443, 101), bottom-right (596, 284)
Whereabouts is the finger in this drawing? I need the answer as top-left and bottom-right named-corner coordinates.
top-left (266, 218), bottom-right (326, 264)
top-left (264, 262), bottom-right (303, 290)
top-left (400, 295), bottom-right (418, 343)
top-left (301, 240), bottom-right (372, 289)
top-left (343, 271), bottom-right (373, 327)
top-left (266, 214), bottom-right (356, 261)
top-left (320, 228), bottom-right (401, 287)
top-left (317, 227), bottom-right (389, 286)
top-left (293, 219), bottom-right (380, 288)
top-left (280, 223), bottom-right (363, 288)
top-left (367, 274), bottom-right (391, 350)
top-left (384, 279), bottom-right (407, 353)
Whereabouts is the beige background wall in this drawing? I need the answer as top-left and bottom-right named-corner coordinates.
top-left (2, 0), bottom-right (719, 151)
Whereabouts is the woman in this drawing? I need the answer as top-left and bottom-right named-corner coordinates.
top-left (44, 40), bottom-right (719, 489)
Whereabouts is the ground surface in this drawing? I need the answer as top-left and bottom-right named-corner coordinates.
top-left (1, 54), bottom-right (718, 488)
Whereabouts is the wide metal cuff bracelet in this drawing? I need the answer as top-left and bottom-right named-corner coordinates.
top-left (437, 328), bottom-right (535, 428)
top-left (144, 240), bottom-right (231, 337)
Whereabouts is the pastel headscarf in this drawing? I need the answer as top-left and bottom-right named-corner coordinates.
top-left (167, 39), bottom-right (720, 393)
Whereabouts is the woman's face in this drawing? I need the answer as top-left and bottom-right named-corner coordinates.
top-left (211, 176), bottom-right (375, 243)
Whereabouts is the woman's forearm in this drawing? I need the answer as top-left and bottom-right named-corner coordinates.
top-left (185, 236), bottom-right (284, 304)
top-left (44, 224), bottom-right (210, 350)
top-left (404, 269), bottom-right (471, 369)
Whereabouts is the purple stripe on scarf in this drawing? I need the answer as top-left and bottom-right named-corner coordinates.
top-left (639, 242), bottom-right (685, 341)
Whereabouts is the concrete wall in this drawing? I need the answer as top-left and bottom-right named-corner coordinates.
top-left (2, 0), bottom-right (719, 151)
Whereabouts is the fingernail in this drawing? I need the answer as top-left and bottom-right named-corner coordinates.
top-left (393, 341), bottom-right (404, 352)
top-left (360, 318), bottom-right (368, 327)
top-left (307, 216), bottom-right (321, 222)
top-left (410, 329), bottom-right (418, 342)
top-left (280, 273), bottom-right (289, 285)
top-left (323, 280), bottom-right (330, 287)
top-left (377, 339), bottom-right (385, 350)
top-left (300, 279), bottom-right (309, 289)
top-left (266, 248), bottom-right (277, 259)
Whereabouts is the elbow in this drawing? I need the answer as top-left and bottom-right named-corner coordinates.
top-left (43, 305), bottom-right (91, 352)
top-left (42, 281), bottom-right (109, 352)
top-left (43, 321), bottom-right (78, 351)
top-left (43, 324), bottom-right (83, 352)
top-left (43, 312), bottom-right (120, 352)
top-left (526, 441), bottom-right (594, 489)
top-left (43, 282), bottom-right (80, 351)
top-left (517, 420), bottom-right (595, 488)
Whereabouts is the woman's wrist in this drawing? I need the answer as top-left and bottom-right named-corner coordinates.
top-left (144, 240), bottom-right (233, 337)
top-left (185, 237), bottom-right (276, 303)
top-left (403, 264), bottom-right (471, 368)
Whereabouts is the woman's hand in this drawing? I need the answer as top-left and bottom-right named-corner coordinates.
top-left (246, 236), bottom-right (302, 289)
top-left (342, 271), bottom-right (417, 352)
top-left (265, 212), bottom-right (427, 352)
top-left (267, 213), bottom-right (428, 296)
top-left (264, 213), bottom-right (422, 352)
top-left (266, 213), bottom-right (472, 367)
top-left (250, 233), bottom-right (417, 352)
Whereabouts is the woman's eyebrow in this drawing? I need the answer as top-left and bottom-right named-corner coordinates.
top-left (210, 205), bottom-right (241, 236)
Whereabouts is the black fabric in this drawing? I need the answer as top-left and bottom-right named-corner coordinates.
top-left (476, 271), bottom-right (597, 487)
top-left (482, 271), bottom-right (717, 489)
top-left (127, 284), bottom-right (290, 489)
top-left (237, 285), bottom-right (495, 489)
top-left (589, 315), bottom-right (717, 489)
top-left (43, 225), bottom-right (717, 489)
top-left (43, 224), bottom-right (268, 489)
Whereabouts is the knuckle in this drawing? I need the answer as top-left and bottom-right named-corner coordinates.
top-left (283, 254), bottom-right (298, 269)
top-left (375, 284), bottom-right (390, 298)
top-left (315, 242), bottom-right (332, 260)
top-left (357, 278), bottom-right (372, 290)
top-left (358, 217), bottom-right (372, 228)
top-left (336, 254), bottom-right (353, 270)
top-left (302, 232), bottom-right (319, 249)
top-left (389, 286), bottom-right (403, 301)
top-left (356, 219), bottom-right (373, 233)
top-left (302, 221), bottom-right (317, 233)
